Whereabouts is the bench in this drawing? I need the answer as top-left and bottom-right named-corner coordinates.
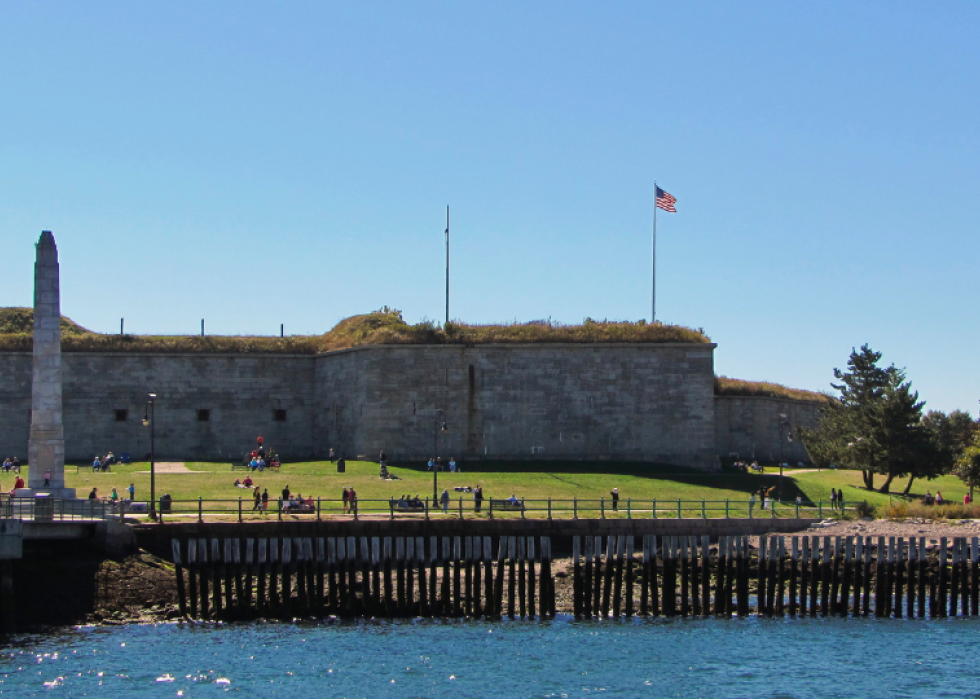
top-left (489, 498), bottom-right (524, 512)
top-left (390, 499), bottom-right (425, 513)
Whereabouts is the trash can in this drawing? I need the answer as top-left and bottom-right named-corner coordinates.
top-left (159, 494), bottom-right (172, 514)
top-left (337, 457), bottom-right (346, 473)
top-left (34, 493), bottom-right (54, 522)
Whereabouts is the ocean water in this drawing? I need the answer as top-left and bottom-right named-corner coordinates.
top-left (1, 617), bottom-right (976, 698)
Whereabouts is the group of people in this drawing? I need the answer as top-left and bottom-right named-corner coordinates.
top-left (1, 457), bottom-right (21, 473)
top-left (829, 488), bottom-right (846, 510)
top-left (749, 486), bottom-right (778, 512)
top-left (923, 491), bottom-right (948, 506)
top-left (92, 452), bottom-right (115, 472)
top-left (427, 456), bottom-right (458, 472)
top-left (341, 487), bottom-right (358, 513)
top-left (733, 460), bottom-right (763, 474)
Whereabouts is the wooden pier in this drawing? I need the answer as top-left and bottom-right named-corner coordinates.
top-left (171, 534), bottom-right (555, 620)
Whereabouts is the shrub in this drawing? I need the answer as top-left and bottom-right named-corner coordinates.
top-left (853, 500), bottom-right (877, 518)
top-left (715, 376), bottom-right (831, 403)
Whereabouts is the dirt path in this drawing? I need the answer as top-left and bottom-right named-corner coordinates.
top-left (137, 462), bottom-right (206, 474)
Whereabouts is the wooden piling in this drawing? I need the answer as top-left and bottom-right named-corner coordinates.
top-left (187, 539), bottom-right (198, 619)
top-left (518, 537), bottom-right (527, 619)
top-left (757, 537), bottom-right (767, 616)
top-left (894, 537), bottom-right (904, 619)
top-left (172, 539), bottom-right (188, 618)
top-left (528, 537), bottom-right (537, 619)
top-left (701, 536), bottom-right (712, 617)
top-left (624, 536), bottom-right (634, 618)
top-left (861, 537), bottom-right (872, 618)
top-left (811, 537), bottom-right (821, 617)
top-left (839, 537), bottom-right (852, 618)
top-left (678, 536), bottom-right (689, 618)
top-left (799, 537), bottom-right (809, 617)
top-left (453, 537), bottom-right (463, 618)
top-left (775, 537), bottom-right (786, 617)
top-left (938, 537), bottom-right (948, 617)
top-left (601, 536), bottom-right (615, 619)
top-left (493, 537), bottom-right (506, 618)
top-left (971, 538), bottom-right (979, 616)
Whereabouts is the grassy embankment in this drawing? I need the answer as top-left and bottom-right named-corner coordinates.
top-left (58, 459), bottom-right (973, 522)
top-left (0, 307), bottom-right (709, 353)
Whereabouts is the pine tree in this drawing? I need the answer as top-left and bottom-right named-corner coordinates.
top-left (799, 344), bottom-right (932, 494)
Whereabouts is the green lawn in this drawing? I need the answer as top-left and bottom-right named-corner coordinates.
top-left (58, 460), bottom-right (972, 521)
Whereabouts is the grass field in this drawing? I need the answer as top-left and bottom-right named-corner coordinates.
top-left (53, 459), bottom-right (976, 522)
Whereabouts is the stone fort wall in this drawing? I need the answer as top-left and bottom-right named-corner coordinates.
top-left (0, 343), bottom-right (816, 472)
top-left (714, 395), bottom-right (822, 464)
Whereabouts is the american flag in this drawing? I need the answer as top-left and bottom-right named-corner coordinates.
top-left (655, 186), bottom-right (677, 213)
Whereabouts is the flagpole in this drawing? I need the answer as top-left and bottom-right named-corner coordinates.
top-left (652, 182), bottom-right (657, 323)
top-left (445, 205), bottom-right (450, 327)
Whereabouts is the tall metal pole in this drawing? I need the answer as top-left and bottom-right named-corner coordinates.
top-left (149, 395), bottom-right (156, 520)
top-left (652, 183), bottom-right (657, 323)
top-left (445, 205), bottom-right (450, 327)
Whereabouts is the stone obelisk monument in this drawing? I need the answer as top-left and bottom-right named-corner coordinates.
top-left (26, 231), bottom-right (74, 497)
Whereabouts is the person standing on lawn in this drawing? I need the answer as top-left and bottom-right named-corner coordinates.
top-left (610, 488), bottom-right (620, 511)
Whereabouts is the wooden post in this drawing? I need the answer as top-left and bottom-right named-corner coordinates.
top-left (493, 537), bottom-right (506, 617)
top-left (443, 537), bottom-right (453, 617)
top-left (939, 537), bottom-right (948, 618)
top-left (592, 536), bottom-right (602, 617)
top-left (756, 537), bottom-right (767, 616)
top-left (724, 537), bottom-right (735, 618)
top-left (700, 535), bottom-right (711, 617)
top-left (573, 537), bottom-right (583, 619)
top-left (234, 539), bottom-right (245, 614)
top-left (677, 536), bottom-right (688, 618)
top-left (464, 537), bottom-right (474, 618)
top-left (518, 537), bottom-right (527, 619)
top-left (873, 537), bottom-right (885, 618)
top-left (819, 536), bottom-right (831, 617)
top-left (211, 539), bottom-right (223, 618)
top-left (906, 537), bottom-right (916, 619)
top-left (325, 538), bottom-right (337, 615)
top-left (664, 536), bottom-right (677, 617)
top-left (431, 536), bottom-right (440, 617)
top-left (736, 537), bottom-right (749, 618)
top-left (527, 537), bottom-right (537, 620)
top-left (601, 537), bottom-right (615, 618)
top-left (839, 537), bottom-right (853, 618)
top-left (613, 535), bottom-right (626, 618)
top-left (788, 538), bottom-right (799, 617)
top-left (765, 537), bottom-right (778, 617)
top-left (281, 538), bottom-right (293, 619)
top-left (894, 537), bottom-right (905, 619)
top-left (257, 538), bottom-right (268, 615)
top-left (624, 536), bottom-right (634, 618)
top-left (198, 538), bottom-right (210, 618)
top-left (244, 539), bottom-right (255, 611)
top-left (541, 537), bottom-right (555, 618)
top-left (172, 539), bottom-right (188, 619)
top-left (315, 538), bottom-right (325, 615)
top-left (332, 537), bottom-right (344, 616)
top-left (396, 537), bottom-right (406, 615)
top-left (223, 539), bottom-right (234, 613)
top-left (187, 539), bottom-right (199, 619)
top-left (405, 537), bottom-right (416, 617)
top-left (383, 537), bottom-right (394, 617)
top-left (917, 537), bottom-right (926, 619)
top-left (775, 537), bottom-right (786, 617)
top-left (415, 537), bottom-right (426, 617)
top-left (810, 537), bottom-right (820, 618)
top-left (950, 539), bottom-right (961, 618)
top-left (799, 536), bottom-right (809, 617)
top-left (829, 537), bottom-right (841, 616)
top-left (861, 537), bottom-right (873, 618)
top-left (453, 536), bottom-right (463, 618)
top-left (483, 537), bottom-right (493, 617)
top-left (690, 535), bottom-right (700, 617)
top-left (971, 538), bottom-right (979, 616)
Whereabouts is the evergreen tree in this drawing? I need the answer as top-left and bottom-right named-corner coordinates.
top-left (799, 344), bottom-right (931, 493)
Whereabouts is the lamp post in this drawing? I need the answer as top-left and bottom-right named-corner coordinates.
top-left (142, 393), bottom-right (157, 520)
top-left (778, 415), bottom-right (791, 501)
top-left (432, 409), bottom-right (447, 501)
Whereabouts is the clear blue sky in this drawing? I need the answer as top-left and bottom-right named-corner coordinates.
top-left (2, 2), bottom-right (978, 415)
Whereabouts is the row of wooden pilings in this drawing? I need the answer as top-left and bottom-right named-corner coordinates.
top-left (573, 534), bottom-right (980, 618)
top-left (171, 535), bottom-right (555, 620)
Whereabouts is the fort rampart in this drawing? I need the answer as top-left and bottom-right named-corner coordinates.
top-left (0, 343), bottom-right (819, 471)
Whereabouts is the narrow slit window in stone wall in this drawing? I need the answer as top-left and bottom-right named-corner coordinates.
top-left (197, 409), bottom-right (211, 422)
top-left (273, 409), bottom-right (287, 422)
top-left (115, 409), bottom-right (128, 422)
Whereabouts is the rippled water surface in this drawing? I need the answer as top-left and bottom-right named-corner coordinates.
top-left (1, 617), bottom-right (976, 697)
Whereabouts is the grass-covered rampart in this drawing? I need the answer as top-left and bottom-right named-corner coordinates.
top-left (0, 306), bottom-right (709, 354)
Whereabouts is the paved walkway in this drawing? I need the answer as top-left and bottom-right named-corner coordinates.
top-left (137, 462), bottom-right (206, 474)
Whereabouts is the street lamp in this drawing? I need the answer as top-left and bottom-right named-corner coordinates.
top-left (142, 393), bottom-right (157, 520)
top-left (778, 415), bottom-right (791, 501)
top-left (432, 409), bottom-right (447, 501)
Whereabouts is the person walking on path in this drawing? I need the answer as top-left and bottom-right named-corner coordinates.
top-left (610, 488), bottom-right (620, 511)
top-left (348, 487), bottom-right (357, 514)
top-left (342, 487), bottom-right (350, 513)
top-left (440, 488), bottom-right (450, 514)
top-left (127, 483), bottom-right (135, 501)
top-left (261, 488), bottom-right (269, 513)
top-left (830, 488), bottom-right (838, 510)
top-left (252, 487), bottom-right (262, 511)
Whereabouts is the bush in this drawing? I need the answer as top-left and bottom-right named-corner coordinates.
top-left (853, 500), bottom-right (877, 518)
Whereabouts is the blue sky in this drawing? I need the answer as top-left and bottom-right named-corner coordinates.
top-left (2, 2), bottom-right (977, 414)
